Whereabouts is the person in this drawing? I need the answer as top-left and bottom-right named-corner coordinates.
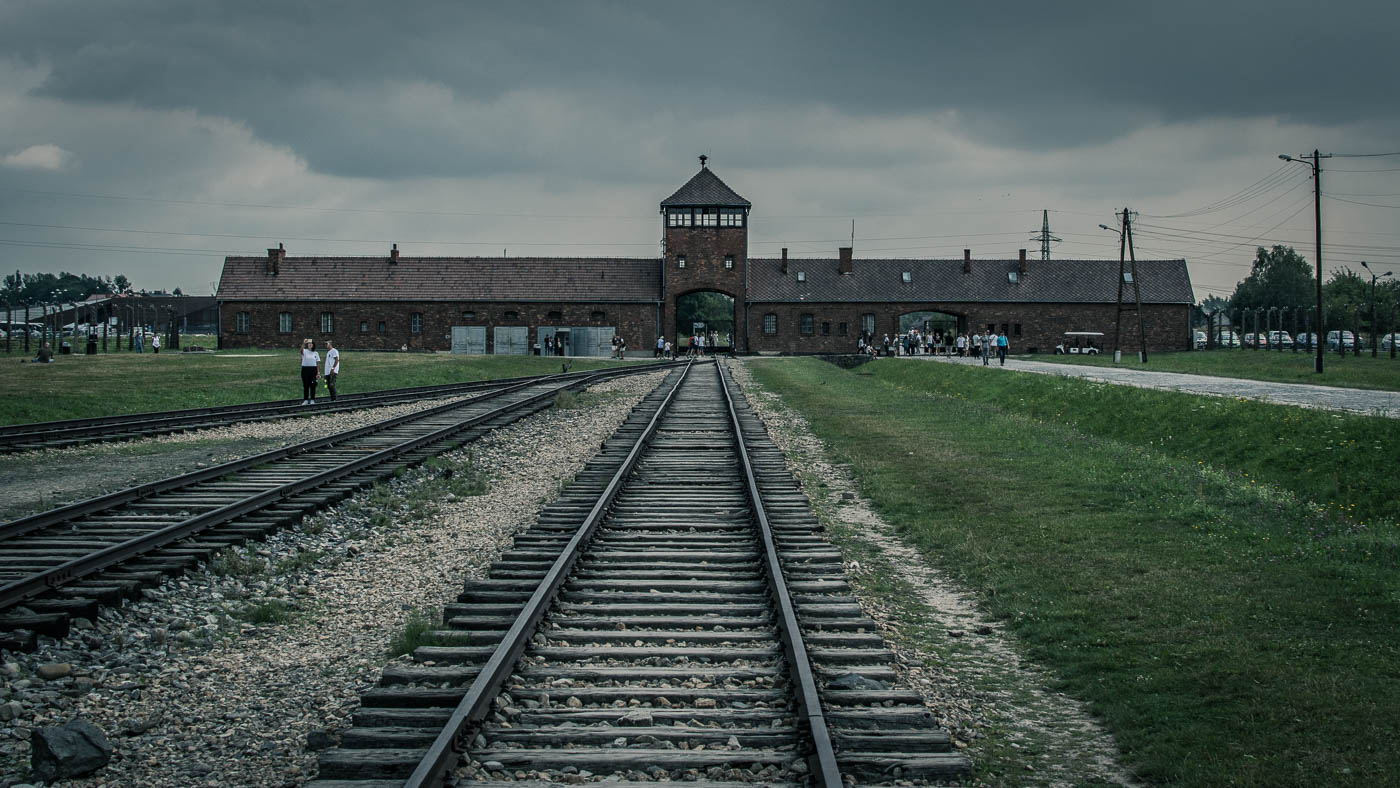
top-left (299, 338), bottom-right (320, 405)
top-left (135, 330), bottom-right (144, 353)
top-left (997, 331), bottom-right (1009, 366)
top-left (655, 336), bottom-right (665, 359)
top-left (695, 332), bottom-right (705, 358)
top-left (323, 340), bottom-right (340, 401)
top-left (982, 331), bottom-right (992, 366)
top-left (934, 332), bottom-right (945, 357)
top-left (151, 333), bottom-right (160, 354)
top-left (955, 333), bottom-right (966, 357)
top-left (33, 342), bottom-right (54, 363)
top-left (971, 332), bottom-right (981, 359)
top-left (664, 339), bottom-right (673, 359)
top-left (544, 336), bottom-right (553, 356)
top-left (618, 336), bottom-right (626, 360)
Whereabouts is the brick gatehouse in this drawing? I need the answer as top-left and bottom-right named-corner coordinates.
top-left (217, 161), bottom-right (1194, 355)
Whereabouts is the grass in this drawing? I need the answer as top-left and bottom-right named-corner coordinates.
top-left (387, 610), bottom-right (440, 657)
top-left (233, 599), bottom-right (295, 625)
top-left (0, 349), bottom-right (655, 425)
top-left (748, 357), bottom-right (1400, 787)
top-left (1035, 347), bottom-right (1400, 391)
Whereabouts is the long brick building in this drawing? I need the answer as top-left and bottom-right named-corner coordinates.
top-left (217, 162), bottom-right (1194, 355)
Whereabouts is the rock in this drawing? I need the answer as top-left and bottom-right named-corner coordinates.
top-left (694, 698), bottom-right (717, 709)
top-left (827, 672), bottom-right (889, 691)
top-left (30, 719), bottom-right (113, 781)
top-left (120, 717), bottom-right (160, 736)
top-left (565, 695), bottom-right (583, 708)
top-left (36, 663), bottom-right (73, 680)
top-left (0, 701), bottom-right (23, 721)
top-left (483, 760), bottom-right (506, 771)
top-left (946, 629), bottom-right (966, 638)
top-left (305, 728), bottom-right (337, 750)
top-left (618, 709), bottom-right (653, 727)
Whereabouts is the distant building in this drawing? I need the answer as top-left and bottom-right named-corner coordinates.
top-left (217, 162), bottom-right (1193, 355)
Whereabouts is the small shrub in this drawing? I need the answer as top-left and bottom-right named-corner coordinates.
top-left (274, 549), bottom-right (324, 574)
top-left (553, 390), bottom-right (580, 409)
top-left (235, 599), bottom-right (293, 625)
top-left (388, 610), bottom-right (440, 657)
top-left (208, 550), bottom-right (269, 578)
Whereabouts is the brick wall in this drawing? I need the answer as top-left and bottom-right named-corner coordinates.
top-left (663, 224), bottom-right (748, 351)
top-left (220, 300), bottom-right (659, 353)
top-left (745, 301), bottom-right (1191, 354)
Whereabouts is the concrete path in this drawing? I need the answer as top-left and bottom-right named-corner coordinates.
top-left (912, 354), bottom-right (1400, 418)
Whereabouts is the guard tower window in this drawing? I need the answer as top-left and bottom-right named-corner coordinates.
top-left (667, 209), bottom-right (692, 228)
top-left (724, 255), bottom-right (734, 270)
top-left (235, 312), bottom-right (250, 333)
top-left (699, 209), bottom-right (718, 227)
top-left (278, 312), bottom-right (292, 334)
top-left (720, 210), bottom-right (744, 227)
top-left (677, 255), bottom-right (686, 269)
top-left (763, 313), bottom-right (777, 334)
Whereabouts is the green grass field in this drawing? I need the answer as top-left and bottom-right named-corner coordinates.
top-left (0, 348), bottom-right (651, 425)
top-left (749, 358), bottom-right (1400, 787)
top-left (1036, 347), bottom-right (1400, 391)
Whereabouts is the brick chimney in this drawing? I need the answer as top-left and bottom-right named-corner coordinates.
top-left (390, 243), bottom-right (399, 264)
top-left (963, 249), bottom-right (971, 274)
top-left (266, 243), bottom-right (285, 276)
top-left (838, 247), bottom-right (853, 275)
top-left (1019, 249), bottom-right (1027, 276)
top-left (781, 247), bottom-right (788, 274)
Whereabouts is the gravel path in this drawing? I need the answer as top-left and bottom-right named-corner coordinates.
top-left (913, 354), bottom-right (1400, 417)
top-left (0, 395), bottom-right (477, 522)
top-left (729, 359), bottom-right (1139, 788)
top-left (0, 373), bottom-right (664, 787)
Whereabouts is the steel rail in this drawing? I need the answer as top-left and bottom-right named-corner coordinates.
top-left (716, 360), bottom-right (844, 788)
top-left (0, 368), bottom-right (631, 611)
top-left (402, 361), bottom-right (694, 788)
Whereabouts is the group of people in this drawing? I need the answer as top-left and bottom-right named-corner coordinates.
top-left (610, 334), bottom-right (627, 359)
top-left (543, 335), bottom-right (567, 356)
top-left (857, 328), bottom-right (1011, 365)
top-left (297, 339), bottom-right (340, 404)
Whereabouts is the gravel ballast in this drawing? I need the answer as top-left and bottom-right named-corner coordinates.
top-left (0, 373), bottom-right (665, 787)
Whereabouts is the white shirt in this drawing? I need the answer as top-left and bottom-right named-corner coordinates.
top-left (325, 348), bottom-right (339, 374)
top-left (152, 335), bottom-right (160, 348)
top-left (301, 348), bottom-right (320, 367)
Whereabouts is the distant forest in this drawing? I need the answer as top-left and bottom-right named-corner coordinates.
top-left (1, 271), bottom-right (150, 304)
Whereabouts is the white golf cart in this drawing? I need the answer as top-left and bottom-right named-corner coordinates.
top-left (1054, 331), bottom-right (1105, 355)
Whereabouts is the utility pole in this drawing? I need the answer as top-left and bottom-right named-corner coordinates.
top-left (1111, 207), bottom-right (1147, 363)
top-left (1280, 150), bottom-right (1331, 373)
top-left (1030, 210), bottom-right (1060, 260)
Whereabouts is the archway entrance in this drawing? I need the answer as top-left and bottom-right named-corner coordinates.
top-left (675, 291), bottom-right (736, 353)
top-left (899, 310), bottom-right (962, 352)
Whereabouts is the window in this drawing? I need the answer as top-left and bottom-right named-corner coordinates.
top-left (838, 322), bottom-right (848, 336)
top-left (235, 312), bottom-right (250, 333)
top-left (668, 209), bottom-right (692, 228)
top-left (699, 209), bottom-right (717, 227)
top-left (378, 321), bottom-right (386, 334)
top-left (1008, 271), bottom-right (1019, 283)
top-left (987, 323), bottom-right (996, 333)
top-left (1123, 271), bottom-right (1134, 283)
top-left (591, 310), bottom-right (606, 321)
top-left (724, 255), bottom-right (734, 270)
top-left (1013, 323), bottom-right (1022, 337)
top-left (410, 313), bottom-right (423, 334)
top-left (360, 321), bottom-right (369, 334)
top-left (821, 321), bottom-right (831, 336)
top-left (861, 314), bottom-right (875, 335)
top-left (677, 255), bottom-right (687, 269)
top-left (763, 313), bottom-right (777, 334)
top-left (504, 310), bottom-right (519, 321)
top-left (800, 314), bottom-right (814, 335)
top-left (720, 209), bottom-right (744, 227)
top-left (901, 271), bottom-right (912, 283)
top-left (320, 312), bottom-right (334, 333)
top-left (462, 310), bottom-right (476, 320)
top-left (1000, 323), bottom-right (1009, 336)
top-left (796, 271), bottom-right (806, 282)
top-left (547, 310), bottom-right (562, 321)
top-left (278, 312), bottom-right (292, 333)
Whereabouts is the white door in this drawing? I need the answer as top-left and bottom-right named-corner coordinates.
top-left (493, 326), bottom-right (528, 354)
top-left (451, 326), bottom-right (486, 354)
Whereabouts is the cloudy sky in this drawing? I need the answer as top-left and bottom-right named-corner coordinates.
top-left (2, 0), bottom-right (1397, 301)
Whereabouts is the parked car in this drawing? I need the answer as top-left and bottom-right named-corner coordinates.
top-left (1266, 330), bottom-right (1294, 348)
top-left (1381, 333), bottom-right (1399, 351)
top-left (1054, 331), bottom-right (1104, 355)
top-left (1214, 330), bottom-right (1241, 347)
top-left (1326, 330), bottom-right (1357, 350)
top-left (1242, 332), bottom-right (1263, 348)
top-left (1193, 330), bottom-right (1208, 349)
top-left (1295, 332), bottom-right (1319, 349)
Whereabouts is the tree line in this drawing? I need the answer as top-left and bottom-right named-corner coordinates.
top-left (1203, 245), bottom-right (1400, 331)
top-left (1, 271), bottom-right (140, 305)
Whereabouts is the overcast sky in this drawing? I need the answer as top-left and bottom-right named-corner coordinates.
top-left (2, 0), bottom-right (1397, 301)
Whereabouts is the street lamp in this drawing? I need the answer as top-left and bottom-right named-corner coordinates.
top-left (1280, 151), bottom-right (1331, 373)
top-left (1361, 261), bottom-right (1392, 358)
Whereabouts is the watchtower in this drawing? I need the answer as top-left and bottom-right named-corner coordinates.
top-left (660, 157), bottom-right (751, 350)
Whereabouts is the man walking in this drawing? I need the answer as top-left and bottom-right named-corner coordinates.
top-left (323, 341), bottom-right (340, 401)
top-left (982, 330), bottom-right (992, 365)
top-left (997, 331), bottom-right (1009, 365)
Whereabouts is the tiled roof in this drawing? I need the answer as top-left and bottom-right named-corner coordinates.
top-left (659, 168), bottom-right (751, 208)
top-left (747, 258), bottom-right (1194, 304)
top-left (216, 256), bottom-right (661, 302)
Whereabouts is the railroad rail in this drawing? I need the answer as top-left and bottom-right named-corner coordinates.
top-left (310, 361), bottom-right (971, 787)
top-left (0, 364), bottom-right (650, 453)
top-left (0, 363), bottom-right (682, 650)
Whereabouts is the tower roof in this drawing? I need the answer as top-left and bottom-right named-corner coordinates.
top-left (660, 166), bottom-right (751, 209)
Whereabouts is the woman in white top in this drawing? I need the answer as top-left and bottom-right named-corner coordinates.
top-left (299, 338), bottom-right (320, 404)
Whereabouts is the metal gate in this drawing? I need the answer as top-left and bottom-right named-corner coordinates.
top-left (450, 326), bottom-right (486, 354)
top-left (492, 326), bottom-right (529, 355)
top-left (568, 326), bottom-right (616, 357)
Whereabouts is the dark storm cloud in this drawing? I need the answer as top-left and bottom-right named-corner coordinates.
top-left (3, 0), bottom-right (1395, 180)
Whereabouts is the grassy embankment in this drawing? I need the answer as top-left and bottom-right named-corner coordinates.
top-left (0, 350), bottom-right (651, 425)
top-left (749, 358), bottom-right (1400, 787)
top-left (1036, 347), bottom-right (1400, 392)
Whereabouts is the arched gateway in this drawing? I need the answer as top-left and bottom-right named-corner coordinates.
top-left (660, 160), bottom-right (750, 352)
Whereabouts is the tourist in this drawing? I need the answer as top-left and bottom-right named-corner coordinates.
top-left (982, 330), bottom-right (992, 366)
top-left (997, 331), bottom-right (1009, 365)
top-left (32, 342), bottom-right (53, 364)
top-left (655, 336), bottom-right (664, 359)
top-left (299, 338), bottom-right (320, 405)
top-left (151, 333), bottom-right (160, 354)
top-left (323, 340), bottom-right (340, 401)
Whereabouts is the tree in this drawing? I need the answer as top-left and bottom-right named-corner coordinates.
top-left (172, 286), bottom-right (183, 296)
top-left (675, 292), bottom-right (735, 338)
top-left (1228, 246), bottom-right (1314, 314)
top-left (113, 274), bottom-right (132, 294)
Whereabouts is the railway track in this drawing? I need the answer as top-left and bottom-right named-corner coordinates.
top-left (311, 361), bottom-right (971, 787)
top-left (0, 365), bottom-right (645, 453)
top-left (0, 363), bottom-right (681, 651)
